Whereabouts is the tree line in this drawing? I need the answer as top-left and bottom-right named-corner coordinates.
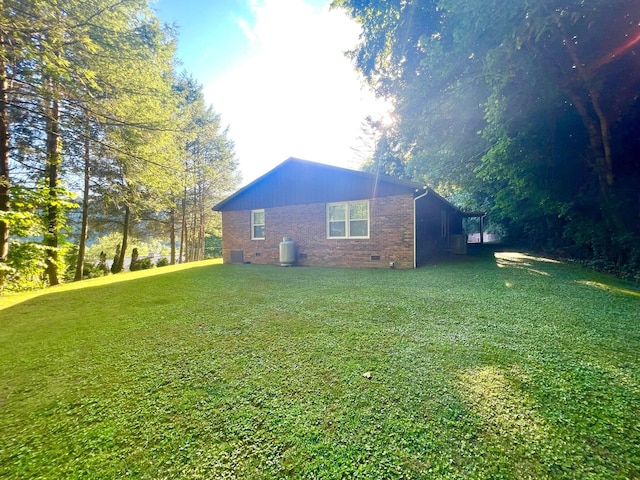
top-left (335, 0), bottom-right (640, 276)
top-left (0, 0), bottom-right (239, 292)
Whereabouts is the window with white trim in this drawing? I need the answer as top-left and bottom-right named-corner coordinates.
top-left (251, 209), bottom-right (265, 240)
top-left (327, 200), bottom-right (369, 239)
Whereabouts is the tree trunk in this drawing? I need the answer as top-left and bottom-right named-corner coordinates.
top-left (198, 183), bottom-right (205, 260)
top-left (0, 57), bottom-right (10, 289)
top-left (179, 194), bottom-right (187, 264)
top-left (44, 94), bottom-right (61, 286)
top-left (588, 89), bottom-right (614, 187)
top-left (74, 121), bottom-right (91, 281)
top-left (190, 213), bottom-right (197, 262)
top-left (198, 216), bottom-right (205, 260)
top-left (559, 30), bottom-right (614, 197)
top-left (113, 203), bottom-right (130, 273)
top-left (169, 207), bottom-right (176, 265)
top-left (190, 183), bottom-right (198, 262)
top-left (569, 92), bottom-right (611, 201)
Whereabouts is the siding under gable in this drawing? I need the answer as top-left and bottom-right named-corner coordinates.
top-left (216, 159), bottom-right (419, 211)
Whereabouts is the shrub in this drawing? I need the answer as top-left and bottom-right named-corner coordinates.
top-left (83, 261), bottom-right (109, 279)
top-left (138, 257), bottom-right (153, 270)
top-left (129, 248), bottom-right (141, 271)
top-left (111, 244), bottom-right (122, 274)
top-left (131, 250), bottom-right (153, 270)
top-left (64, 245), bottom-right (79, 282)
top-left (97, 251), bottom-right (109, 275)
top-left (4, 241), bottom-right (47, 292)
top-left (156, 257), bottom-right (170, 268)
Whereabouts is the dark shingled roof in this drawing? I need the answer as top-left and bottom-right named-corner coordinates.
top-left (213, 157), bottom-right (480, 215)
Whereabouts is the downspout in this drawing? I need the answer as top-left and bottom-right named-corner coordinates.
top-left (413, 187), bottom-right (429, 269)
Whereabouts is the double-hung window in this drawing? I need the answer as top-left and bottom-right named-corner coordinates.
top-left (251, 209), bottom-right (265, 240)
top-left (327, 200), bottom-right (369, 239)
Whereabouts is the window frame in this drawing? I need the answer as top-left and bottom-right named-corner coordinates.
top-left (251, 209), bottom-right (265, 240)
top-left (326, 200), bottom-right (370, 239)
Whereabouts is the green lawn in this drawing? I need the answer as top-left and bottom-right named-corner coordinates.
top-left (1, 252), bottom-right (639, 479)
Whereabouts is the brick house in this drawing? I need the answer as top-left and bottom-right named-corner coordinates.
top-left (213, 158), bottom-right (483, 268)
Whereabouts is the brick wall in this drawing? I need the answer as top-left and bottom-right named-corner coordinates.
top-left (221, 194), bottom-right (415, 268)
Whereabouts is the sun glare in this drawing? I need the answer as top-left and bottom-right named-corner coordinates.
top-left (494, 251), bottom-right (561, 266)
top-left (379, 109), bottom-right (395, 128)
top-left (577, 280), bottom-right (640, 298)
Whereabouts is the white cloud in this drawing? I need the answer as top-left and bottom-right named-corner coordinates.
top-left (203, 0), bottom-right (389, 185)
top-left (235, 17), bottom-right (256, 43)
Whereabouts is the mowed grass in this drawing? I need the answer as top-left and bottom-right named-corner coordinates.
top-left (1, 252), bottom-right (639, 479)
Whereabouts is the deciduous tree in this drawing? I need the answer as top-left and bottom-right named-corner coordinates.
top-left (335, 0), bottom-right (640, 268)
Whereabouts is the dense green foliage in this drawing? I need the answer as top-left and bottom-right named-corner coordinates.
top-left (0, 0), bottom-right (239, 292)
top-left (335, 0), bottom-right (640, 275)
top-left (1, 256), bottom-right (639, 478)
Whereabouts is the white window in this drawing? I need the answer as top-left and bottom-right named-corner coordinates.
top-left (327, 201), bottom-right (369, 239)
top-left (251, 209), bottom-right (265, 240)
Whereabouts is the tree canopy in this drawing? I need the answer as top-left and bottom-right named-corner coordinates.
top-left (0, 0), bottom-right (239, 292)
top-left (335, 0), bottom-right (640, 274)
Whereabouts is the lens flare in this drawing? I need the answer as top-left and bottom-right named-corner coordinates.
top-left (590, 29), bottom-right (640, 72)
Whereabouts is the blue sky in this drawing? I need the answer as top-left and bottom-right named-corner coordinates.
top-left (153, 0), bottom-right (253, 79)
top-left (153, 0), bottom-right (389, 185)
